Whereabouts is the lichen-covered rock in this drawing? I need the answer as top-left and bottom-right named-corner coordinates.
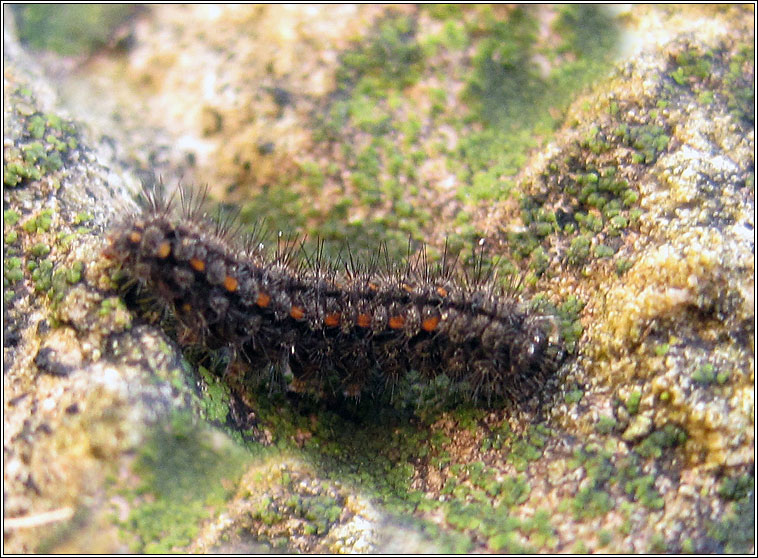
top-left (3, 11), bottom-right (247, 553)
top-left (3, 5), bottom-right (753, 554)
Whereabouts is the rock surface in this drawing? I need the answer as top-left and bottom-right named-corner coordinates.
top-left (3, 5), bottom-right (753, 553)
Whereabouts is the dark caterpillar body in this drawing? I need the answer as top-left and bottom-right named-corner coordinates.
top-left (106, 188), bottom-right (564, 402)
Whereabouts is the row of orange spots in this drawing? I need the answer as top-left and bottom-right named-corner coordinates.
top-left (281, 308), bottom-right (439, 332)
top-left (129, 226), bottom-right (448, 334)
top-left (179, 282), bottom-right (442, 332)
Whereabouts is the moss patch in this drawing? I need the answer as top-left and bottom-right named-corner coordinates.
top-left (12, 5), bottom-right (137, 56)
top-left (708, 490), bottom-right (755, 553)
top-left (666, 42), bottom-right (754, 127)
top-left (4, 89), bottom-right (81, 189)
top-left (6, 4), bottom-right (752, 554)
top-left (260, 6), bottom-right (625, 264)
top-left (456, 5), bottom-right (619, 206)
top-left (118, 412), bottom-right (252, 553)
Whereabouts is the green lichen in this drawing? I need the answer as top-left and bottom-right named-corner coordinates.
top-left (691, 363), bottom-right (730, 386)
top-left (563, 444), bottom-right (672, 529)
top-left (301, 13), bottom-right (430, 253)
top-left (527, 294), bottom-right (584, 354)
top-left (669, 49), bottom-right (712, 84)
top-left (722, 44), bottom-right (754, 126)
top-left (250, 483), bottom-right (342, 537)
top-left (506, 424), bottom-right (551, 472)
top-left (28, 258), bottom-right (54, 293)
top-left (45, 261), bottom-right (85, 303)
top-left (119, 412), bottom-right (251, 553)
top-left (441, 473), bottom-right (532, 552)
top-left (569, 485), bottom-right (613, 519)
top-left (297, 6), bottom-right (623, 268)
top-left (708, 490), bottom-right (755, 553)
top-left (4, 257), bottom-right (24, 285)
top-left (563, 449), bottom-right (616, 522)
top-left (297, 412), bottom-right (427, 512)
top-left (4, 158), bottom-right (39, 186)
top-left (73, 211), bottom-right (94, 225)
top-left (195, 367), bottom-right (562, 550)
top-left (625, 391), bottom-right (642, 415)
top-left (98, 297), bottom-right (129, 321)
top-left (13, 5), bottom-right (137, 56)
top-left (65, 261), bottom-right (84, 284)
top-left (521, 509), bottom-right (557, 549)
top-left (336, 14), bottom-right (424, 92)
top-left (595, 416), bottom-right (618, 435)
top-left (665, 41), bottom-right (754, 127)
top-left (567, 235), bottom-right (592, 266)
top-left (621, 124), bottom-right (670, 165)
top-left (197, 366), bottom-right (233, 425)
top-left (625, 474), bottom-right (664, 510)
top-left (4, 209), bottom-right (21, 227)
top-left (594, 244), bottom-right (615, 259)
top-left (464, 5), bottom-right (617, 129)
top-left (30, 242), bottom-right (51, 258)
top-left (615, 258), bottom-right (633, 276)
top-left (50, 268), bottom-right (69, 302)
top-left (4, 88), bottom-right (80, 188)
top-left (519, 57), bottom-right (706, 273)
top-left (7, 6), bottom-right (743, 553)
top-left (22, 209), bottom-right (54, 233)
top-left (647, 532), bottom-right (667, 553)
top-left (718, 474), bottom-right (754, 502)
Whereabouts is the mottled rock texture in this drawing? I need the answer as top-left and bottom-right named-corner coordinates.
top-left (4, 5), bottom-right (753, 553)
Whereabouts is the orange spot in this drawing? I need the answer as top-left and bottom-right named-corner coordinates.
top-left (422, 315), bottom-right (440, 332)
top-left (368, 282), bottom-right (379, 292)
top-left (357, 313), bottom-right (371, 328)
top-left (190, 258), bottom-right (205, 272)
top-left (402, 283), bottom-right (413, 293)
top-left (436, 286), bottom-right (448, 297)
top-left (324, 313), bottom-right (341, 327)
top-left (157, 242), bottom-right (171, 259)
top-left (182, 302), bottom-right (191, 313)
top-left (224, 275), bottom-right (238, 292)
top-left (256, 292), bottom-right (270, 308)
top-left (389, 315), bottom-right (405, 329)
top-left (128, 231), bottom-right (142, 244)
top-left (290, 305), bottom-right (305, 320)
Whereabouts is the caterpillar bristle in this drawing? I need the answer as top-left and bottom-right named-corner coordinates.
top-left (107, 184), bottom-right (566, 405)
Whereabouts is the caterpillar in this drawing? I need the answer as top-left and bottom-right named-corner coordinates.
top-left (105, 185), bottom-right (565, 403)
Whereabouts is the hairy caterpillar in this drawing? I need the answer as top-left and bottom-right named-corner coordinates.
top-left (105, 186), bottom-right (564, 403)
